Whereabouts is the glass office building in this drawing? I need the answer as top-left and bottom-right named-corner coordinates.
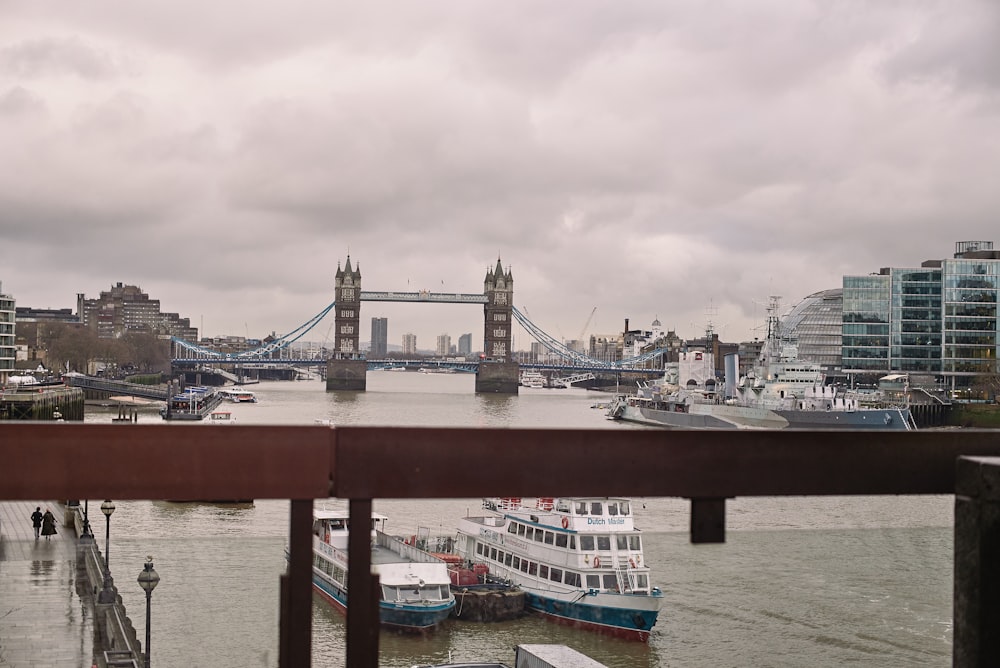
top-left (842, 241), bottom-right (998, 391)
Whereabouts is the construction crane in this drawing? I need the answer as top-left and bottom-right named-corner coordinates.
top-left (578, 307), bottom-right (597, 341)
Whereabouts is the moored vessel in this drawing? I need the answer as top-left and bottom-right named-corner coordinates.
top-left (160, 386), bottom-right (224, 420)
top-left (453, 497), bottom-right (663, 642)
top-left (306, 509), bottom-right (456, 632)
top-left (608, 300), bottom-right (916, 430)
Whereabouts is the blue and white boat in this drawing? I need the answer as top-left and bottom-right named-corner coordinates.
top-left (309, 509), bottom-right (456, 632)
top-left (454, 497), bottom-right (663, 642)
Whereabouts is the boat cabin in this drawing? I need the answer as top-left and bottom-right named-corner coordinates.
top-left (313, 509), bottom-right (387, 549)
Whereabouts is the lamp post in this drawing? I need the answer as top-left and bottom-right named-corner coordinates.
top-left (82, 499), bottom-right (92, 537)
top-left (137, 557), bottom-right (160, 668)
top-left (98, 500), bottom-right (115, 602)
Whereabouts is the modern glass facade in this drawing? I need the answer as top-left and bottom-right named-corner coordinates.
top-left (941, 258), bottom-right (998, 377)
top-left (780, 289), bottom-right (844, 372)
top-left (841, 241), bottom-right (999, 390)
top-left (842, 274), bottom-right (891, 375)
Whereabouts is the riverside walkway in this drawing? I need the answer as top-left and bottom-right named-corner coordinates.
top-left (0, 500), bottom-right (96, 667)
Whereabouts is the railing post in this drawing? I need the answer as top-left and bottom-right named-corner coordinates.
top-left (690, 498), bottom-right (726, 544)
top-left (954, 456), bottom-right (1000, 667)
top-left (280, 499), bottom-right (313, 668)
top-left (347, 499), bottom-right (380, 668)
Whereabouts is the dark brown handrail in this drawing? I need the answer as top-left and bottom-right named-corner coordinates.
top-left (3, 423), bottom-right (1000, 666)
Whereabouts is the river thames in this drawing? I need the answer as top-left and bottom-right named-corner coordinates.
top-left (85, 373), bottom-right (953, 667)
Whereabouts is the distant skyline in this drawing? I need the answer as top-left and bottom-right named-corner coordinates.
top-left (3, 3), bottom-right (999, 346)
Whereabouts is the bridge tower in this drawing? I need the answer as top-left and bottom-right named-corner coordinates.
top-left (476, 258), bottom-right (519, 393)
top-left (326, 256), bottom-right (367, 391)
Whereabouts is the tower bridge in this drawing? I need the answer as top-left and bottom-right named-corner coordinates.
top-left (170, 254), bottom-right (668, 394)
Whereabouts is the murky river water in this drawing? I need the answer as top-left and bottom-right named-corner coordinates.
top-left (86, 374), bottom-right (953, 667)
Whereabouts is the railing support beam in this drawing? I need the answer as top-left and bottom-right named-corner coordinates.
top-left (280, 499), bottom-right (313, 668)
top-left (690, 497), bottom-right (726, 543)
top-left (346, 499), bottom-right (380, 668)
top-left (954, 456), bottom-right (1000, 667)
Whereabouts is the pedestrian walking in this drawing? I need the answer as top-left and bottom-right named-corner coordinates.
top-left (31, 506), bottom-right (43, 540)
top-left (41, 508), bottom-right (57, 540)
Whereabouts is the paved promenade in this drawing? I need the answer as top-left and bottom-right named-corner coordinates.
top-left (0, 500), bottom-right (95, 667)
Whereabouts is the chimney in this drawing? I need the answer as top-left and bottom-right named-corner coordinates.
top-left (625, 318), bottom-right (629, 334)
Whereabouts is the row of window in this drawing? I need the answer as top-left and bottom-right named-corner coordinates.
top-left (505, 520), bottom-right (642, 551)
top-left (474, 540), bottom-right (649, 592)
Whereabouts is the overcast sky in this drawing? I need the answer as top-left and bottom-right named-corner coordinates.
top-left (2, 2), bottom-right (998, 351)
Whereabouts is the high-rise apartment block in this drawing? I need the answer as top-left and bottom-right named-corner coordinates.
top-left (0, 282), bottom-right (15, 383)
top-left (436, 334), bottom-right (452, 357)
top-left (370, 317), bottom-right (388, 358)
top-left (78, 283), bottom-right (197, 340)
top-left (402, 333), bottom-right (417, 355)
top-left (458, 333), bottom-right (472, 356)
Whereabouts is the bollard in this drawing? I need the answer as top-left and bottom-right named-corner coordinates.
top-left (954, 456), bottom-right (1000, 667)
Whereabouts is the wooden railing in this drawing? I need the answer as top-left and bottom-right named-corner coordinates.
top-left (2, 424), bottom-right (1000, 666)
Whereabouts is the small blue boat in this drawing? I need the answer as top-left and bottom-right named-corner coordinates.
top-left (308, 509), bottom-right (455, 632)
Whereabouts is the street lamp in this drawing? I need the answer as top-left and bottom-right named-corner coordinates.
top-left (82, 499), bottom-right (92, 537)
top-left (98, 500), bottom-right (115, 602)
top-left (137, 556), bottom-right (160, 668)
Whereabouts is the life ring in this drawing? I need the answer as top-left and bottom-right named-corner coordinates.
top-left (629, 558), bottom-right (636, 568)
top-left (593, 556), bottom-right (601, 568)
top-left (561, 517), bottom-right (569, 529)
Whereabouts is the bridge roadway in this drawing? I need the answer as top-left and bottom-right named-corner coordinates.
top-left (170, 358), bottom-right (664, 376)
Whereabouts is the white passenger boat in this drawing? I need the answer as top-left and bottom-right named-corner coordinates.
top-left (519, 370), bottom-right (546, 388)
top-left (220, 387), bottom-right (257, 403)
top-left (454, 497), bottom-right (663, 642)
top-left (307, 509), bottom-right (456, 632)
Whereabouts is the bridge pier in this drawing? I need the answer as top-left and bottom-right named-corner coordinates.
top-left (326, 359), bottom-right (367, 391)
top-left (475, 361), bottom-right (519, 394)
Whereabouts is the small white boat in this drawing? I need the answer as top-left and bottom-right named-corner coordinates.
top-left (519, 370), bottom-right (547, 388)
top-left (220, 387), bottom-right (257, 403)
top-left (304, 509), bottom-right (455, 632)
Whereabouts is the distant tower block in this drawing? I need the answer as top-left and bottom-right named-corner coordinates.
top-left (327, 256), bottom-right (367, 391)
top-left (476, 258), bottom-right (519, 393)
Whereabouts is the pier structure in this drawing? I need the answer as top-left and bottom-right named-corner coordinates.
top-left (326, 256), bottom-right (519, 393)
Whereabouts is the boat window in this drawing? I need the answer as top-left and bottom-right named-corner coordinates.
top-left (569, 536), bottom-right (576, 550)
top-left (616, 535), bottom-right (628, 550)
top-left (580, 535), bottom-right (595, 550)
top-left (621, 501), bottom-right (630, 515)
top-left (512, 556), bottom-right (521, 569)
top-left (528, 562), bottom-right (537, 576)
top-left (629, 535), bottom-right (641, 550)
top-left (497, 550), bottom-right (505, 563)
top-left (597, 536), bottom-right (611, 550)
top-left (476, 543), bottom-right (484, 556)
top-left (575, 502), bottom-right (588, 515)
top-left (565, 572), bottom-right (581, 587)
top-left (517, 523), bottom-right (525, 536)
top-left (519, 560), bottom-right (528, 573)
top-left (533, 530), bottom-right (544, 543)
top-left (586, 574), bottom-right (600, 589)
top-left (525, 527), bottom-right (533, 540)
top-left (543, 531), bottom-right (554, 545)
top-left (504, 553), bottom-right (512, 566)
top-left (539, 565), bottom-right (549, 579)
top-left (590, 502), bottom-right (603, 515)
top-left (635, 574), bottom-right (648, 589)
top-left (602, 574), bottom-right (618, 591)
top-left (489, 547), bottom-right (497, 561)
top-left (507, 523), bottom-right (517, 534)
top-left (555, 534), bottom-right (568, 548)
top-left (608, 503), bottom-right (618, 516)
top-left (550, 568), bottom-right (562, 583)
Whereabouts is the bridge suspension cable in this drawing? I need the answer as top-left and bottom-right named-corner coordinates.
top-left (512, 306), bottom-right (668, 369)
top-left (172, 301), bottom-right (337, 360)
